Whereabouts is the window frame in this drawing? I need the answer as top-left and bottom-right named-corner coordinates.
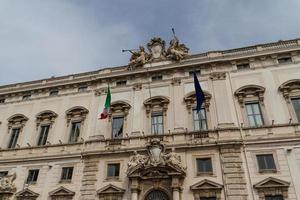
top-left (245, 102), bottom-right (265, 127)
top-left (112, 116), bottom-right (124, 139)
top-left (8, 127), bottom-right (21, 149)
top-left (252, 151), bottom-right (279, 174)
top-left (0, 171), bottom-right (8, 178)
top-left (256, 154), bottom-right (277, 173)
top-left (151, 111), bottom-right (164, 135)
top-left (106, 163), bottom-right (121, 179)
top-left (193, 108), bottom-right (208, 131)
top-left (68, 121), bottom-right (82, 143)
top-left (196, 157), bottom-right (213, 176)
top-left (291, 97), bottom-right (300, 122)
top-left (37, 124), bottom-right (50, 146)
top-left (236, 62), bottom-right (250, 70)
top-left (60, 167), bottom-right (74, 182)
top-left (26, 169), bottom-right (39, 184)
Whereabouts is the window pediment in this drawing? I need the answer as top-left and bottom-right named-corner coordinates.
top-left (235, 85), bottom-right (265, 105)
top-left (110, 101), bottom-right (131, 117)
top-left (184, 91), bottom-right (212, 112)
top-left (36, 110), bottom-right (58, 129)
top-left (97, 184), bottom-right (125, 200)
top-left (253, 177), bottom-right (290, 189)
top-left (7, 114), bottom-right (28, 130)
top-left (49, 186), bottom-right (75, 197)
top-left (15, 188), bottom-right (39, 199)
top-left (65, 106), bottom-right (89, 125)
top-left (144, 96), bottom-right (170, 116)
top-left (190, 179), bottom-right (223, 200)
top-left (279, 79), bottom-right (300, 100)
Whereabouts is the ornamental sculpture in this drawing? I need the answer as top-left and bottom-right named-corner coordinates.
top-left (123, 32), bottom-right (189, 70)
top-left (127, 139), bottom-right (186, 174)
top-left (0, 172), bottom-right (16, 195)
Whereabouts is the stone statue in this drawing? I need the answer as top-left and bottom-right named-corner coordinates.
top-left (163, 148), bottom-right (185, 171)
top-left (147, 37), bottom-right (166, 61)
top-left (0, 172), bottom-right (16, 193)
top-left (127, 151), bottom-right (147, 172)
top-left (128, 46), bottom-right (149, 70)
top-left (167, 36), bottom-right (189, 61)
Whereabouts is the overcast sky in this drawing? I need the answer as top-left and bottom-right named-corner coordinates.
top-left (1, 0), bottom-right (300, 85)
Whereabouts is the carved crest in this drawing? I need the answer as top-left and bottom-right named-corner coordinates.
top-left (147, 37), bottom-right (166, 61)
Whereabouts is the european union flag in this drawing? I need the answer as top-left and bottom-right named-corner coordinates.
top-left (193, 71), bottom-right (205, 113)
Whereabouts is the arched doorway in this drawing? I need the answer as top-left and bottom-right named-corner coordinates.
top-left (145, 190), bottom-right (169, 200)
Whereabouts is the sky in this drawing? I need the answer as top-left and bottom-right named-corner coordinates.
top-left (0, 0), bottom-right (300, 85)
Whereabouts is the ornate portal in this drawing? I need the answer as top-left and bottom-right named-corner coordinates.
top-left (145, 190), bottom-right (169, 200)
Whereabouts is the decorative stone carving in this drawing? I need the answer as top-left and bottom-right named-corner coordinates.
top-left (0, 172), bottom-right (16, 195)
top-left (184, 91), bottom-right (212, 113)
top-left (97, 184), bottom-right (125, 200)
top-left (209, 72), bottom-right (226, 80)
top-left (143, 96), bottom-right (170, 117)
top-left (7, 114), bottom-right (28, 131)
top-left (15, 188), bottom-right (39, 200)
top-left (167, 36), bottom-right (189, 61)
top-left (109, 100), bottom-right (131, 120)
top-left (128, 46), bottom-right (150, 70)
top-left (253, 177), bottom-right (290, 200)
top-left (234, 85), bottom-right (265, 107)
top-left (279, 79), bottom-right (300, 103)
top-left (190, 179), bottom-right (223, 200)
top-left (127, 139), bottom-right (186, 176)
top-left (49, 186), bottom-right (75, 200)
top-left (147, 37), bottom-right (167, 61)
top-left (65, 106), bottom-right (89, 126)
top-left (36, 110), bottom-right (58, 129)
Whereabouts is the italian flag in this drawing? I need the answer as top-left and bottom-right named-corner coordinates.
top-left (99, 87), bottom-right (111, 119)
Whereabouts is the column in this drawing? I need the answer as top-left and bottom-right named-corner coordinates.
top-left (172, 188), bottom-right (180, 200)
top-left (130, 178), bottom-right (139, 200)
top-left (172, 176), bottom-right (181, 200)
top-left (131, 189), bottom-right (138, 200)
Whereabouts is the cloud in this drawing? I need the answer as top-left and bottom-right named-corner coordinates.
top-left (0, 0), bottom-right (299, 85)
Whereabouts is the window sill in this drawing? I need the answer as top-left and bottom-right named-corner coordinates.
top-left (197, 172), bottom-right (214, 176)
top-left (258, 169), bottom-right (277, 174)
top-left (26, 181), bottom-right (37, 185)
top-left (105, 177), bottom-right (121, 182)
top-left (59, 180), bottom-right (72, 184)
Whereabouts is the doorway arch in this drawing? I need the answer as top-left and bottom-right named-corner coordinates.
top-left (145, 190), bottom-right (169, 200)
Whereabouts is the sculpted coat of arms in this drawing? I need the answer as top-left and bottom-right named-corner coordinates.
top-left (124, 33), bottom-right (189, 70)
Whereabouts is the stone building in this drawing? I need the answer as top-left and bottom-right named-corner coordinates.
top-left (0, 37), bottom-right (300, 200)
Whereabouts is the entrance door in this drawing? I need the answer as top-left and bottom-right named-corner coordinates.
top-left (145, 190), bottom-right (169, 200)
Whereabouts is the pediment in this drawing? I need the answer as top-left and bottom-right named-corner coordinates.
top-left (254, 177), bottom-right (290, 189)
top-left (15, 188), bottom-right (39, 197)
top-left (97, 184), bottom-right (125, 195)
top-left (190, 179), bottom-right (223, 191)
top-left (49, 186), bottom-right (75, 196)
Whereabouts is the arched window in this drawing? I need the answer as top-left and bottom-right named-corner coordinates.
top-left (35, 111), bottom-right (58, 146)
top-left (109, 101), bottom-right (131, 139)
top-left (279, 79), bottom-right (300, 122)
top-left (234, 85), bottom-right (267, 127)
top-left (184, 91), bottom-right (212, 131)
top-left (7, 114), bottom-right (28, 149)
top-left (144, 96), bottom-right (170, 135)
top-left (65, 106), bottom-right (89, 143)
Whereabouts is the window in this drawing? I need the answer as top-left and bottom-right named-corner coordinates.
top-left (193, 108), bottom-right (207, 130)
top-left (151, 112), bottom-right (163, 135)
top-left (151, 75), bottom-right (163, 81)
top-left (22, 94), bottom-right (31, 100)
top-left (49, 90), bottom-right (59, 96)
top-left (256, 154), bottom-right (276, 172)
top-left (245, 102), bottom-right (264, 126)
top-left (200, 198), bottom-right (216, 200)
top-left (78, 85), bottom-right (88, 92)
top-left (0, 171), bottom-right (8, 178)
top-left (61, 167), bottom-right (73, 181)
top-left (107, 163), bottom-right (120, 178)
top-left (37, 125), bottom-right (50, 146)
top-left (116, 80), bottom-right (127, 86)
top-left (278, 57), bottom-right (292, 64)
top-left (265, 195), bottom-right (283, 200)
top-left (69, 122), bottom-right (81, 143)
top-left (8, 128), bottom-right (20, 149)
top-left (196, 158), bottom-right (213, 174)
top-left (189, 70), bottom-right (201, 76)
top-left (26, 169), bottom-right (39, 184)
top-left (112, 117), bottom-right (124, 138)
top-left (236, 63), bottom-right (250, 70)
top-left (0, 98), bottom-right (5, 104)
top-left (292, 98), bottom-right (300, 122)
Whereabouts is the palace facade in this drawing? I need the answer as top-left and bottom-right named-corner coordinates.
top-left (0, 37), bottom-right (300, 200)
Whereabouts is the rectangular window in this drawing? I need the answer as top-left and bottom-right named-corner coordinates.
top-left (8, 128), bottom-right (20, 149)
top-left (200, 198), bottom-right (217, 200)
top-left (0, 98), bottom-right (5, 104)
top-left (107, 163), bottom-right (120, 178)
top-left (278, 57), bottom-right (292, 64)
top-left (78, 85), bottom-right (88, 92)
top-left (265, 195), bottom-right (283, 200)
top-left (0, 171), bottom-right (8, 178)
top-left (236, 63), bottom-right (250, 70)
top-left (61, 167), bottom-right (73, 181)
top-left (189, 70), bottom-right (201, 76)
top-left (26, 169), bottom-right (39, 184)
top-left (151, 112), bottom-right (164, 135)
top-left (112, 117), bottom-right (124, 138)
top-left (22, 94), bottom-right (31, 100)
top-left (256, 154), bottom-right (276, 171)
top-left (193, 108), bottom-right (208, 130)
top-left (37, 125), bottom-right (50, 146)
top-left (116, 80), bottom-right (127, 86)
top-left (49, 90), bottom-right (59, 96)
top-left (69, 122), bottom-right (81, 143)
top-left (196, 158), bottom-right (213, 174)
top-left (292, 98), bottom-right (300, 122)
top-left (152, 75), bottom-right (163, 81)
top-left (245, 102), bottom-right (264, 126)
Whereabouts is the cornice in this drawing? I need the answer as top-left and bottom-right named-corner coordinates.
top-left (0, 38), bottom-right (299, 96)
